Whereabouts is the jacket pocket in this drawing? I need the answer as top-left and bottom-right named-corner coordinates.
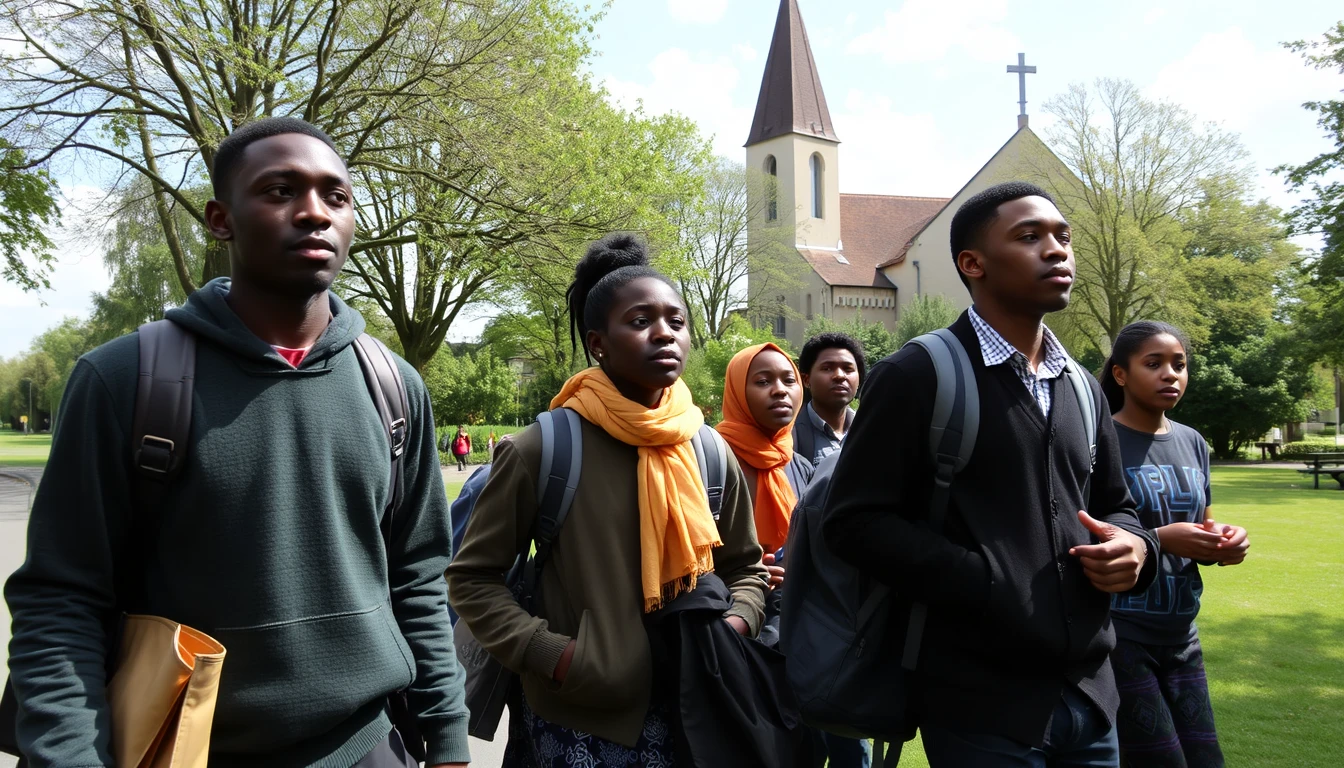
top-left (206, 602), bottom-right (414, 754)
top-left (539, 609), bottom-right (645, 710)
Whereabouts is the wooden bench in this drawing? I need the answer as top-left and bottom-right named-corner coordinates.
top-left (1255, 441), bottom-right (1282, 460)
top-left (1298, 453), bottom-right (1344, 489)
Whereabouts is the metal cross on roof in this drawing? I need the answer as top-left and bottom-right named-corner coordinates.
top-left (1007, 52), bottom-right (1036, 127)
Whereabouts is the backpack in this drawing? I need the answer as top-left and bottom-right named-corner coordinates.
top-left (452, 409), bottom-right (730, 740)
top-left (0, 319), bottom-right (427, 763)
top-left (779, 328), bottom-right (1098, 767)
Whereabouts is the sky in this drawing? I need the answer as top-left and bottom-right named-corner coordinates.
top-left (2, 0), bottom-right (1341, 357)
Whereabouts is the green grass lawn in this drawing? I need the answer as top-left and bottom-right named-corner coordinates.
top-left (0, 432), bottom-right (51, 467)
top-left (886, 467), bottom-right (1343, 767)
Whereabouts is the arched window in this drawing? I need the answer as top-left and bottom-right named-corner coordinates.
top-left (764, 155), bottom-right (778, 222)
top-left (810, 153), bottom-right (824, 219)
top-left (806, 293), bottom-right (813, 320)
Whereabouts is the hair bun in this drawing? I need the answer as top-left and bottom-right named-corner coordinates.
top-left (574, 232), bottom-right (648, 285)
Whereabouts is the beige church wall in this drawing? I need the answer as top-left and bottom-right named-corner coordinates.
top-left (777, 267), bottom-right (831, 349)
top-left (830, 286), bottom-right (899, 332)
top-left (745, 133), bottom-right (841, 249)
top-left (883, 128), bottom-right (1070, 318)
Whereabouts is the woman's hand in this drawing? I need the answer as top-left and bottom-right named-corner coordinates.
top-left (1209, 520), bottom-right (1250, 565)
top-left (552, 639), bottom-right (577, 683)
top-left (762, 552), bottom-right (785, 591)
top-left (724, 615), bottom-right (750, 636)
top-left (1155, 521), bottom-right (1226, 560)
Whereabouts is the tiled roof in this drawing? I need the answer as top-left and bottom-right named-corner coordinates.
top-left (745, 0), bottom-right (839, 146)
top-left (799, 194), bottom-right (949, 287)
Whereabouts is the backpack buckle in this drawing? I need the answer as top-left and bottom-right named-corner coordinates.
top-left (136, 435), bottom-right (176, 474)
top-left (389, 418), bottom-right (408, 458)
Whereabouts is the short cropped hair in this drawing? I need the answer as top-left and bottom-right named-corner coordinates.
top-left (798, 332), bottom-right (866, 387)
top-left (211, 117), bottom-right (339, 201)
top-left (948, 181), bottom-right (1055, 289)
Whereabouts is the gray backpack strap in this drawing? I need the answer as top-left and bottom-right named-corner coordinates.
top-left (1062, 355), bottom-right (1098, 504)
top-left (692, 424), bottom-right (728, 520)
top-left (352, 334), bottom-right (410, 541)
top-left (133, 320), bottom-right (198, 507)
top-left (902, 328), bottom-right (979, 671)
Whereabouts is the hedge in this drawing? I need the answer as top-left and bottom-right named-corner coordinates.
top-left (1278, 436), bottom-right (1342, 458)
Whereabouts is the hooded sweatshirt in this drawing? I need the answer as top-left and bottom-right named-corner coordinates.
top-left (4, 279), bottom-right (470, 767)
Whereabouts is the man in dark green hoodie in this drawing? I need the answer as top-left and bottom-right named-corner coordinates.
top-left (4, 118), bottom-right (471, 767)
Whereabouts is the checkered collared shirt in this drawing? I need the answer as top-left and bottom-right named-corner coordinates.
top-left (968, 306), bottom-right (1070, 418)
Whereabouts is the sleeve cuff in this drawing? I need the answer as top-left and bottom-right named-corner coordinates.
top-left (523, 626), bottom-right (572, 679)
top-left (421, 713), bottom-right (472, 765)
top-left (725, 603), bottom-right (761, 638)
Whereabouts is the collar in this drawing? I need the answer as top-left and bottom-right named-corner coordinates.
top-left (968, 306), bottom-right (1069, 378)
top-left (805, 400), bottom-right (855, 438)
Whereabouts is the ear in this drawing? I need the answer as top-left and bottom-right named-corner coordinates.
top-left (1111, 363), bottom-right (1128, 388)
top-left (957, 249), bottom-right (985, 283)
top-left (205, 199), bottom-right (233, 242)
top-left (801, 371), bottom-right (812, 390)
top-left (585, 329), bottom-right (604, 365)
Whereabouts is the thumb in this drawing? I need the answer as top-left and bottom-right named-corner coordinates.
top-left (1077, 510), bottom-right (1114, 539)
top-left (1202, 517), bottom-right (1218, 532)
top-left (762, 553), bottom-right (776, 565)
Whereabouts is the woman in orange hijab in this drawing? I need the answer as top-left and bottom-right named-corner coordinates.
top-left (716, 343), bottom-right (814, 597)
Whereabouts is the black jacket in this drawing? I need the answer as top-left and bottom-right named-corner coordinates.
top-left (645, 573), bottom-right (818, 768)
top-left (823, 312), bottom-right (1158, 746)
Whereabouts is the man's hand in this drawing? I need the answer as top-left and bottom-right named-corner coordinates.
top-left (724, 615), bottom-right (750, 636)
top-left (552, 639), bottom-right (577, 683)
top-left (1070, 511), bottom-right (1148, 593)
top-left (762, 552), bottom-right (785, 591)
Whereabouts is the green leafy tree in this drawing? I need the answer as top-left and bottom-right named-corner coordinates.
top-left (1176, 255), bottom-right (1318, 458)
top-left (0, 139), bottom-right (60, 292)
top-left (1278, 22), bottom-right (1344, 368)
top-left (1038, 79), bottom-right (1250, 353)
top-left (421, 347), bottom-right (518, 426)
top-left (894, 295), bottom-right (961, 348)
top-left (803, 311), bottom-right (900, 363)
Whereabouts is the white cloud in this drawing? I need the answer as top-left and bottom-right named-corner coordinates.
top-left (0, 186), bottom-right (111, 358)
top-left (732, 43), bottom-right (757, 62)
top-left (1143, 8), bottom-right (1168, 25)
top-left (847, 0), bottom-right (1019, 64)
top-left (1148, 27), bottom-right (1334, 131)
top-left (830, 89), bottom-right (957, 197)
top-left (602, 48), bottom-right (752, 159)
top-left (667, 0), bottom-right (728, 25)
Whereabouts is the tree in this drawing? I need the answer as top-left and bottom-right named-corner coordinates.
top-left (895, 295), bottom-right (961, 348)
top-left (1036, 79), bottom-right (1250, 353)
top-left (1, 0), bottom-right (705, 369)
top-left (1176, 254), bottom-right (1318, 458)
top-left (662, 158), bottom-right (802, 347)
top-left (803, 312), bottom-right (898, 364)
top-left (421, 347), bottom-right (518, 426)
top-left (0, 138), bottom-right (59, 291)
top-left (1278, 22), bottom-right (1344, 367)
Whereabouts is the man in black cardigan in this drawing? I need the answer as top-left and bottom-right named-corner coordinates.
top-left (824, 182), bottom-right (1158, 767)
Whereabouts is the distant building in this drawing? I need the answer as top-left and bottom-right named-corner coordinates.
top-left (746, 0), bottom-right (1077, 347)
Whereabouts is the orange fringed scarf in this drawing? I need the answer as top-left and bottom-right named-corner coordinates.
top-left (550, 368), bottom-right (722, 612)
top-left (715, 343), bottom-right (799, 553)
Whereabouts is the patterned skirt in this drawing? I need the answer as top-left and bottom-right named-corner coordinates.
top-left (501, 692), bottom-right (682, 768)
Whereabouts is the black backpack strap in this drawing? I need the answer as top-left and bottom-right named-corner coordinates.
top-left (793, 412), bottom-right (817, 468)
top-left (692, 424), bottom-right (728, 520)
top-left (1061, 354), bottom-right (1098, 505)
top-left (902, 328), bottom-right (979, 671)
top-left (352, 334), bottom-right (410, 542)
top-left (132, 320), bottom-right (197, 509)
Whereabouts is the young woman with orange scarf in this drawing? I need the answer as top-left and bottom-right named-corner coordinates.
top-left (447, 235), bottom-right (768, 767)
top-left (716, 343), bottom-right (874, 768)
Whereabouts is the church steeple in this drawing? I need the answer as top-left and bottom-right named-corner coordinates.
top-left (745, 0), bottom-right (839, 147)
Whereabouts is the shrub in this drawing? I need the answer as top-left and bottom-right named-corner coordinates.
top-left (1278, 435), bottom-right (1341, 459)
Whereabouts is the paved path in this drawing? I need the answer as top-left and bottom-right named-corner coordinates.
top-left (0, 468), bottom-right (508, 767)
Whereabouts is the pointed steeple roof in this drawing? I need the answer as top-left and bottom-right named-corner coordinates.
top-left (745, 0), bottom-right (839, 147)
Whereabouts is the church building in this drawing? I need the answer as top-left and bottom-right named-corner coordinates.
top-left (746, 0), bottom-right (1074, 348)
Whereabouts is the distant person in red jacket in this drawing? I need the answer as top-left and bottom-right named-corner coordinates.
top-left (451, 426), bottom-right (471, 471)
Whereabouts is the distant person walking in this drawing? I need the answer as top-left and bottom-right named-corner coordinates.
top-left (451, 426), bottom-right (471, 471)
top-left (486, 431), bottom-right (498, 456)
top-left (1101, 321), bottom-right (1249, 768)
